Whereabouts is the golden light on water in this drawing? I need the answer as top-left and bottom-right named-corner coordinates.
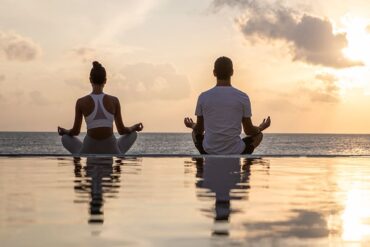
top-left (341, 186), bottom-right (370, 242)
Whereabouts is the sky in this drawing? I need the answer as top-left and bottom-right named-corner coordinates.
top-left (1, 0), bottom-right (370, 133)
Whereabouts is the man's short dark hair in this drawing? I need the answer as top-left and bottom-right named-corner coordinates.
top-left (214, 56), bottom-right (233, 80)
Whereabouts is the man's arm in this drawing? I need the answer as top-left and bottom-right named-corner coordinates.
top-left (242, 116), bottom-right (271, 136)
top-left (184, 116), bottom-right (204, 134)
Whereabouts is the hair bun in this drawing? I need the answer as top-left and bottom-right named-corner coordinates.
top-left (92, 61), bottom-right (102, 68)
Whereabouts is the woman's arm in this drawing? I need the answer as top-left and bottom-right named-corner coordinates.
top-left (114, 97), bottom-right (143, 135)
top-left (58, 100), bottom-right (83, 136)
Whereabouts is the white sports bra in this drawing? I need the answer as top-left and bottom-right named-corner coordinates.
top-left (85, 93), bottom-right (114, 129)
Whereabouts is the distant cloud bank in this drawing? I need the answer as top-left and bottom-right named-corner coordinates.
top-left (111, 63), bottom-right (191, 102)
top-left (69, 47), bottom-right (96, 63)
top-left (213, 0), bottom-right (362, 68)
top-left (0, 31), bottom-right (40, 61)
top-left (302, 73), bottom-right (340, 103)
top-left (29, 91), bottom-right (50, 105)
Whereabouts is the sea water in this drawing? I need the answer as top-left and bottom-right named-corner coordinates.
top-left (2, 134), bottom-right (370, 246)
top-left (1, 156), bottom-right (370, 246)
top-left (0, 132), bottom-right (370, 156)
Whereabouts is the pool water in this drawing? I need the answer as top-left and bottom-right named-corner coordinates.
top-left (1, 157), bottom-right (370, 246)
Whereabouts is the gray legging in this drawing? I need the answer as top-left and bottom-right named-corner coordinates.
top-left (61, 132), bottom-right (137, 154)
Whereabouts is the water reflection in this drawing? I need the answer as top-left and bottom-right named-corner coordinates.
top-left (73, 157), bottom-right (123, 224)
top-left (193, 157), bottom-right (266, 236)
top-left (243, 209), bottom-right (332, 240)
top-left (191, 157), bottom-right (342, 242)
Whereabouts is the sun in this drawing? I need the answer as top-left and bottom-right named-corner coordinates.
top-left (342, 16), bottom-right (370, 65)
top-left (327, 16), bottom-right (370, 96)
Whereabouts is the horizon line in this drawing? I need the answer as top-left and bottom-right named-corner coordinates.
top-left (0, 131), bottom-right (370, 135)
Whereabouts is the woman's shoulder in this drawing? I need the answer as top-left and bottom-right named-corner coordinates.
top-left (77, 95), bottom-right (92, 103)
top-left (104, 94), bottom-right (119, 102)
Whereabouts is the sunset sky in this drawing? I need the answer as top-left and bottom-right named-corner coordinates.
top-left (1, 0), bottom-right (370, 133)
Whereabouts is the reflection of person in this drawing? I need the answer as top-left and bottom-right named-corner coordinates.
top-left (73, 157), bottom-right (122, 224)
top-left (194, 157), bottom-right (253, 236)
top-left (58, 61), bottom-right (143, 154)
top-left (184, 56), bottom-right (271, 154)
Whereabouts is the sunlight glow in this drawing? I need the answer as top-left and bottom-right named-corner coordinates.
top-left (327, 16), bottom-right (370, 96)
top-left (341, 186), bottom-right (370, 242)
top-left (342, 17), bottom-right (370, 65)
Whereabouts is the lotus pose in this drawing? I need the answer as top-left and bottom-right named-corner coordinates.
top-left (184, 56), bottom-right (271, 155)
top-left (58, 61), bottom-right (143, 154)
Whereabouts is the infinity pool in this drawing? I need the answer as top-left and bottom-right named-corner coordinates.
top-left (1, 157), bottom-right (370, 246)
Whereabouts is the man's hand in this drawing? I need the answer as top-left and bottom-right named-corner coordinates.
top-left (184, 117), bottom-right (196, 129)
top-left (57, 126), bottom-right (68, 136)
top-left (259, 116), bottom-right (271, 131)
top-left (133, 123), bottom-right (144, 132)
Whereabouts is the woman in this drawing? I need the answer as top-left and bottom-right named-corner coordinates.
top-left (58, 61), bottom-right (143, 154)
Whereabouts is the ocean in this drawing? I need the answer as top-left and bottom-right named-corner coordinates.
top-left (1, 132), bottom-right (370, 156)
top-left (2, 135), bottom-right (370, 245)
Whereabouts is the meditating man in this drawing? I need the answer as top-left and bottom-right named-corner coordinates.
top-left (184, 56), bottom-right (271, 154)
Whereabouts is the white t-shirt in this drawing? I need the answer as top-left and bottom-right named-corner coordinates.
top-left (195, 86), bottom-right (252, 154)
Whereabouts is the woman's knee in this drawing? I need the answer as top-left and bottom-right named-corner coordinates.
top-left (61, 134), bottom-right (72, 145)
top-left (61, 134), bottom-right (82, 153)
top-left (117, 132), bottom-right (138, 154)
top-left (119, 131), bottom-right (137, 144)
top-left (127, 131), bottom-right (138, 142)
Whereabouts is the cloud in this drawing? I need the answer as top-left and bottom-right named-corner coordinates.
top-left (90, 0), bottom-right (159, 46)
top-left (69, 47), bottom-right (96, 63)
top-left (29, 91), bottom-right (50, 105)
top-left (213, 0), bottom-right (256, 9)
top-left (110, 63), bottom-right (191, 102)
top-left (64, 78), bottom-right (89, 90)
top-left (301, 73), bottom-right (340, 103)
top-left (264, 95), bottom-right (309, 112)
top-left (213, 0), bottom-right (362, 68)
top-left (0, 31), bottom-right (41, 61)
top-left (260, 73), bottom-right (340, 110)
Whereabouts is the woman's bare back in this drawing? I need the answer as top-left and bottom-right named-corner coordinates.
top-left (78, 94), bottom-right (118, 140)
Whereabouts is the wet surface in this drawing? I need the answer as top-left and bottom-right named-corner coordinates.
top-left (1, 157), bottom-right (370, 246)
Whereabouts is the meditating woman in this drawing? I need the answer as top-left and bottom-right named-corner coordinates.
top-left (58, 61), bottom-right (143, 154)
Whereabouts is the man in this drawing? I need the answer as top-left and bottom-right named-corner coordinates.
top-left (184, 56), bottom-right (271, 154)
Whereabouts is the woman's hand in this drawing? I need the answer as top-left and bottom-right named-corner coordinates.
top-left (133, 123), bottom-right (144, 132)
top-left (57, 126), bottom-right (68, 136)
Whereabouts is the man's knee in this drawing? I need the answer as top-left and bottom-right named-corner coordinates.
top-left (191, 131), bottom-right (206, 154)
top-left (191, 131), bottom-right (197, 143)
top-left (252, 132), bottom-right (263, 147)
top-left (192, 131), bottom-right (203, 144)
